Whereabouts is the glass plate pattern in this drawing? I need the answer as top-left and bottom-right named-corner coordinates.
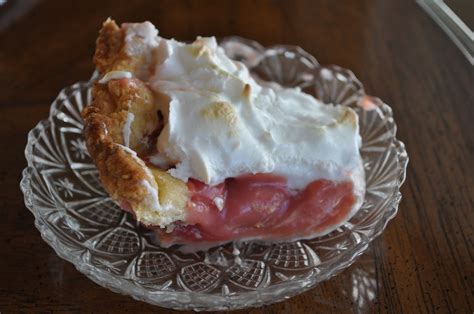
top-left (20, 37), bottom-right (408, 311)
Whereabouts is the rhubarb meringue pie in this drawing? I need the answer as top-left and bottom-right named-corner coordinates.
top-left (82, 19), bottom-right (365, 248)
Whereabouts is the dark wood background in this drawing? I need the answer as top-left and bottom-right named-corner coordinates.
top-left (0, 0), bottom-right (472, 313)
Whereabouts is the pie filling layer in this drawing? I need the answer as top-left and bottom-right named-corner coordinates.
top-left (155, 173), bottom-right (356, 246)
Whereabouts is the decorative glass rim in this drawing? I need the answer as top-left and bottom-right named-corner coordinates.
top-left (20, 37), bottom-right (408, 311)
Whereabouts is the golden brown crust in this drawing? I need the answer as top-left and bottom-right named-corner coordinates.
top-left (94, 18), bottom-right (155, 79)
top-left (94, 18), bottom-right (125, 74)
top-left (82, 101), bottom-right (152, 207)
top-left (82, 19), bottom-right (187, 227)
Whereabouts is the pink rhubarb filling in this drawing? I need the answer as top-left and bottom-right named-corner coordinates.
top-left (155, 173), bottom-right (356, 245)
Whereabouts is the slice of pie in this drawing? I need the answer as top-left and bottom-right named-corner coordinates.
top-left (82, 19), bottom-right (365, 249)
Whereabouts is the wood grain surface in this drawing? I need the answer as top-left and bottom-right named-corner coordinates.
top-left (0, 0), bottom-right (472, 313)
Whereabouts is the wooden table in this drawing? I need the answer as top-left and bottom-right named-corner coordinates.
top-left (1, 0), bottom-right (472, 312)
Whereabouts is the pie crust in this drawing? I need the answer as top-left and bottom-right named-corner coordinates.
top-left (82, 19), bottom-right (188, 227)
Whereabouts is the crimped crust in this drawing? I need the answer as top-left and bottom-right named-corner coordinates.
top-left (82, 19), bottom-right (188, 227)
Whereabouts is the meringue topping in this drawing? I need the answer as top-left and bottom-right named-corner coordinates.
top-left (98, 70), bottom-right (133, 84)
top-left (120, 22), bottom-right (363, 190)
top-left (122, 112), bottom-right (135, 147)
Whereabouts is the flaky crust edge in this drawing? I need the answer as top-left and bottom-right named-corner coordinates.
top-left (81, 19), bottom-right (186, 227)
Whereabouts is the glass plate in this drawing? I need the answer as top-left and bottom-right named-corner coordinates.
top-left (20, 37), bottom-right (408, 311)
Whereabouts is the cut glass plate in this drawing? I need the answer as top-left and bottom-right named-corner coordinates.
top-left (21, 37), bottom-right (408, 311)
